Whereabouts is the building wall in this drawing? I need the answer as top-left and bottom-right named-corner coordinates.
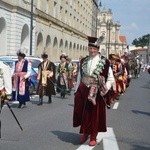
top-left (0, 0), bottom-right (99, 61)
top-left (0, 0), bottom-right (35, 56)
top-left (97, 8), bottom-right (127, 58)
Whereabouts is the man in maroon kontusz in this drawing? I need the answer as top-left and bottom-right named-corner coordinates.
top-left (73, 36), bottom-right (115, 146)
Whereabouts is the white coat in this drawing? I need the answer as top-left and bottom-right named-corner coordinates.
top-left (0, 61), bottom-right (12, 95)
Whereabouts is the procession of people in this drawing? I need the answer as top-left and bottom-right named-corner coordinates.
top-left (0, 36), bottom-right (144, 146)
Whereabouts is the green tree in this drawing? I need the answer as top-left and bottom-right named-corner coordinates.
top-left (132, 34), bottom-right (150, 47)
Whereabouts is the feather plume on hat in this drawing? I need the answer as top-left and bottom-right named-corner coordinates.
top-left (95, 33), bottom-right (105, 47)
top-left (17, 47), bottom-right (29, 57)
top-left (88, 33), bottom-right (105, 48)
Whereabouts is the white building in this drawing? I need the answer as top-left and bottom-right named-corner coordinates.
top-left (0, 0), bottom-right (99, 61)
top-left (97, 8), bottom-right (127, 58)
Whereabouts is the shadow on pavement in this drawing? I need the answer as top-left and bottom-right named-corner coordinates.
top-left (68, 104), bottom-right (74, 107)
top-left (51, 130), bottom-right (80, 145)
top-left (132, 110), bottom-right (150, 116)
top-left (141, 81), bottom-right (150, 89)
top-left (141, 85), bottom-right (150, 89)
top-left (131, 144), bottom-right (150, 150)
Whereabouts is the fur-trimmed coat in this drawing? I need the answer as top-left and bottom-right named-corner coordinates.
top-left (37, 60), bottom-right (56, 96)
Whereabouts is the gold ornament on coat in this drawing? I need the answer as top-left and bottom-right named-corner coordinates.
top-left (60, 66), bottom-right (66, 73)
top-left (41, 70), bottom-right (53, 86)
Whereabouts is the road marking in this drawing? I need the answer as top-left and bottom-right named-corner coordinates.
top-left (76, 138), bottom-right (95, 150)
top-left (30, 95), bottom-right (38, 99)
top-left (76, 127), bottom-right (119, 150)
top-left (103, 128), bottom-right (119, 150)
top-left (11, 101), bottom-right (19, 104)
top-left (113, 102), bottom-right (119, 109)
top-left (76, 142), bottom-right (94, 150)
top-left (3, 101), bottom-right (19, 108)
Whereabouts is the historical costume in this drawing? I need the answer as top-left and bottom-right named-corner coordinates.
top-left (121, 55), bottom-right (131, 88)
top-left (134, 57), bottom-right (141, 78)
top-left (57, 54), bottom-right (69, 98)
top-left (12, 50), bottom-right (31, 108)
top-left (71, 63), bottom-right (78, 88)
top-left (73, 36), bottom-right (115, 146)
top-left (37, 53), bottom-right (56, 105)
top-left (0, 61), bottom-right (12, 108)
top-left (66, 57), bottom-right (74, 93)
top-left (120, 58), bottom-right (128, 93)
top-left (0, 61), bottom-right (12, 139)
top-left (110, 55), bottom-right (123, 100)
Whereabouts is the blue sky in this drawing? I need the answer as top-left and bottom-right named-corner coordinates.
top-left (99, 0), bottom-right (150, 45)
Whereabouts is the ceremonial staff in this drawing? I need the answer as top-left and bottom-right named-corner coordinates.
top-left (0, 93), bottom-right (23, 138)
top-left (5, 101), bottom-right (23, 131)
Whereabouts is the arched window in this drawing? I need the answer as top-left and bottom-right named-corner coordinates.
top-left (65, 40), bottom-right (68, 49)
top-left (59, 39), bottom-right (63, 48)
top-left (53, 37), bottom-right (58, 48)
top-left (0, 17), bottom-right (6, 55)
top-left (36, 32), bottom-right (43, 56)
top-left (69, 42), bottom-right (72, 50)
top-left (21, 24), bottom-right (29, 50)
top-left (73, 43), bottom-right (76, 50)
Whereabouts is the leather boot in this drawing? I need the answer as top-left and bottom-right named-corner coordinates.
top-left (80, 134), bottom-right (89, 143)
top-left (18, 102), bottom-right (22, 108)
top-left (89, 132), bottom-right (97, 146)
top-left (37, 97), bottom-right (43, 105)
top-left (47, 96), bottom-right (52, 103)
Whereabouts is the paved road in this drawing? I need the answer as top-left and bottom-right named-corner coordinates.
top-left (111, 72), bottom-right (150, 150)
top-left (0, 71), bottom-right (150, 150)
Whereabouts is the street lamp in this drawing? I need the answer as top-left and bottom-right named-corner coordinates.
top-left (114, 41), bottom-right (118, 54)
top-left (106, 20), bottom-right (113, 58)
top-left (114, 23), bottom-right (120, 54)
top-left (30, 0), bottom-right (33, 56)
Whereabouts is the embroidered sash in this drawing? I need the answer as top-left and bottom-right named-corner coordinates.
top-left (41, 61), bottom-right (53, 87)
top-left (13, 72), bottom-right (27, 95)
top-left (41, 70), bottom-right (53, 86)
top-left (13, 60), bottom-right (27, 95)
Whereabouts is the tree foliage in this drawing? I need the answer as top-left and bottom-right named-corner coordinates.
top-left (132, 34), bottom-right (150, 47)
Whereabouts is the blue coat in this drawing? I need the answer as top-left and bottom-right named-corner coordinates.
top-left (12, 60), bottom-right (30, 102)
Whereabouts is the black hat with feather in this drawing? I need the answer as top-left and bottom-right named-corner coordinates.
top-left (88, 34), bottom-right (105, 48)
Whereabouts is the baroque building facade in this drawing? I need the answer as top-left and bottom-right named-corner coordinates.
top-left (0, 0), bottom-right (99, 61)
top-left (97, 8), bottom-right (127, 58)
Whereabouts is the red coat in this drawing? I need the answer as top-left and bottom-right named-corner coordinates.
top-left (73, 56), bottom-right (110, 134)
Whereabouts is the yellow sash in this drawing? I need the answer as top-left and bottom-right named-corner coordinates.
top-left (41, 70), bottom-right (53, 86)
